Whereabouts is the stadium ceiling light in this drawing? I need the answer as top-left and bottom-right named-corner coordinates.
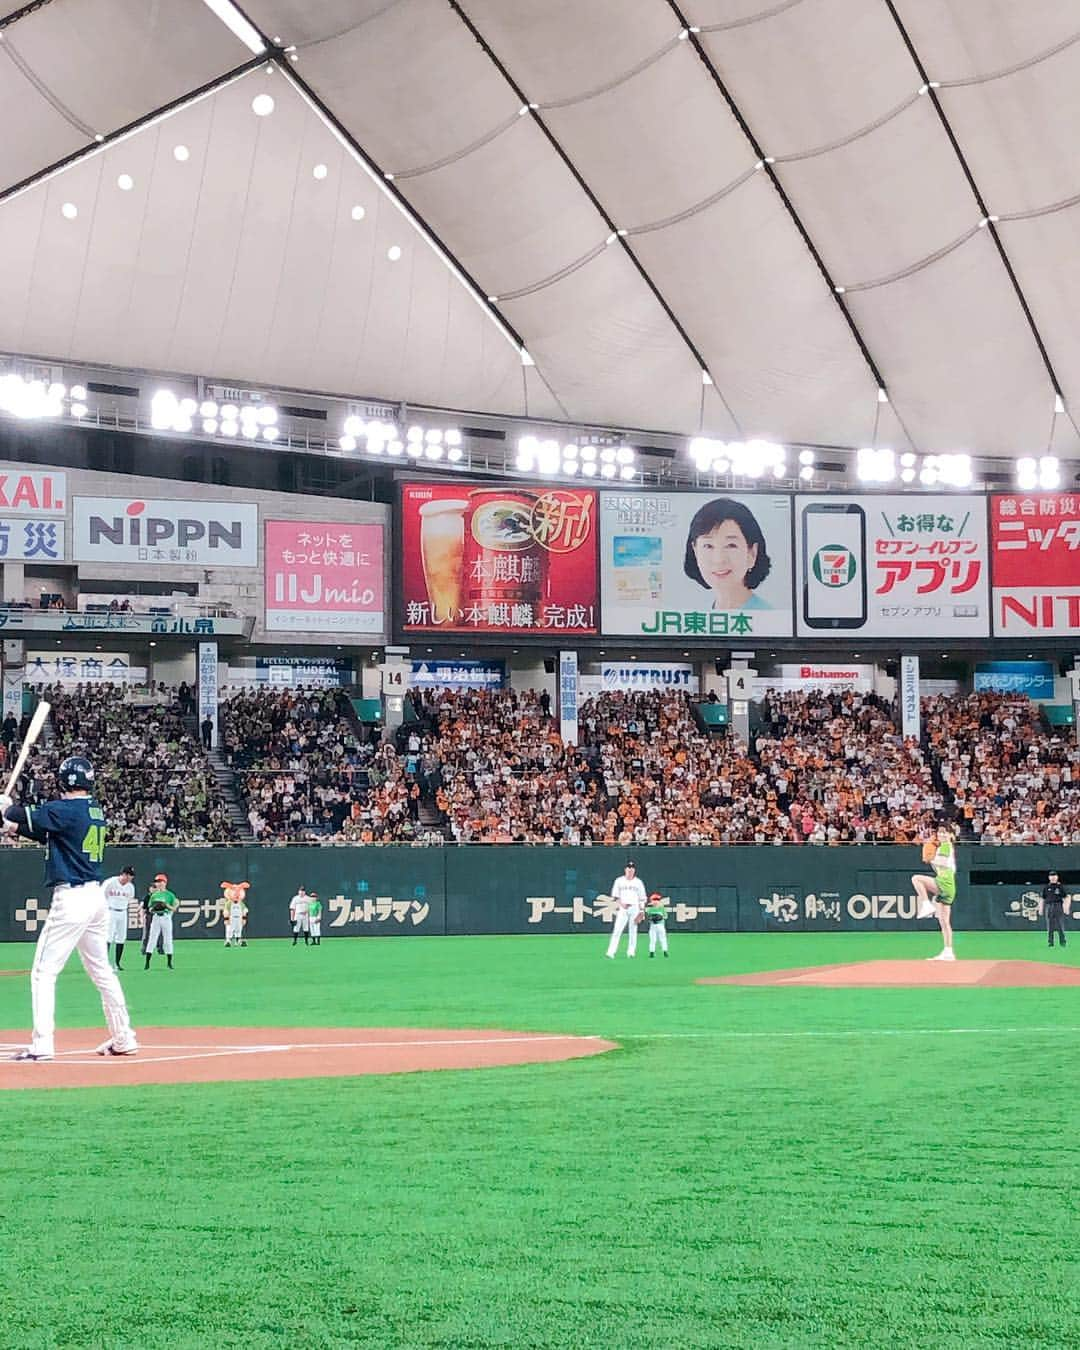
top-left (388, 439), bottom-right (404, 457)
top-left (799, 464), bottom-right (814, 481)
top-left (338, 435), bottom-right (357, 452)
top-left (343, 415), bottom-right (363, 437)
top-left (798, 449), bottom-right (816, 467)
top-left (446, 445), bottom-right (463, 464)
top-left (200, 0), bottom-right (266, 53)
top-left (563, 460), bottom-right (579, 476)
top-left (71, 402), bottom-right (88, 419)
top-left (263, 426), bottom-right (278, 441)
top-left (202, 418), bottom-right (218, 434)
top-left (174, 144), bottom-right (190, 162)
top-left (937, 453), bottom-right (972, 488)
top-left (313, 163), bottom-right (328, 180)
top-left (61, 202), bottom-right (78, 220)
top-left (619, 465), bottom-right (636, 481)
top-left (581, 461), bottom-right (597, 477)
top-left (220, 418), bottom-right (239, 437)
top-left (242, 422), bottom-right (259, 439)
top-left (351, 205), bottom-right (366, 221)
top-left (200, 400), bottom-right (219, 418)
top-left (1016, 456), bottom-right (1038, 490)
top-left (406, 440), bottom-right (424, 458)
top-left (387, 245), bottom-right (403, 262)
top-left (252, 93), bottom-right (275, 117)
top-left (70, 384), bottom-right (87, 401)
top-left (117, 173), bottom-right (134, 191)
top-left (856, 447), bottom-right (896, 484)
top-left (1038, 455), bottom-right (1060, 489)
top-left (900, 467), bottom-right (916, 483)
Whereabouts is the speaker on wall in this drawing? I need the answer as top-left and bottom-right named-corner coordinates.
top-left (543, 658), bottom-right (556, 674)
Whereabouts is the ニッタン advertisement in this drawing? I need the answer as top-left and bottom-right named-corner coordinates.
top-left (990, 493), bottom-right (1080, 635)
top-left (796, 494), bottom-right (989, 637)
top-left (74, 498), bottom-right (258, 567)
top-left (599, 492), bottom-right (793, 638)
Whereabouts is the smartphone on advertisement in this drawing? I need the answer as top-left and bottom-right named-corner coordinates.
top-left (802, 503), bottom-right (867, 629)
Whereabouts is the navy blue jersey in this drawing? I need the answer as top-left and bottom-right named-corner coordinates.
top-left (6, 796), bottom-right (108, 887)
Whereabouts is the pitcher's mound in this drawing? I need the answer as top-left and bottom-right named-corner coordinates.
top-left (0, 1026), bottom-right (616, 1091)
top-left (699, 960), bottom-right (1080, 989)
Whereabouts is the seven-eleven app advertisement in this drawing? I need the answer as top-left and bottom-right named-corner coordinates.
top-left (796, 495), bottom-right (989, 637)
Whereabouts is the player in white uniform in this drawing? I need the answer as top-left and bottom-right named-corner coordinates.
top-left (290, 887), bottom-right (311, 946)
top-left (103, 864), bottom-right (136, 970)
top-left (224, 898), bottom-right (248, 946)
top-left (606, 860), bottom-right (647, 959)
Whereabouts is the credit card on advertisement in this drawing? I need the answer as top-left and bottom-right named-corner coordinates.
top-left (613, 536), bottom-right (663, 601)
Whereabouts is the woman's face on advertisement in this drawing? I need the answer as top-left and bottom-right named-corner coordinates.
top-left (693, 520), bottom-right (756, 592)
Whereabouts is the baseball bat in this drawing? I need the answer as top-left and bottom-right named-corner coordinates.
top-left (2, 700), bottom-right (51, 799)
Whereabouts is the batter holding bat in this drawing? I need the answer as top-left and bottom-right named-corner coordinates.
top-left (1, 738), bottom-right (138, 1061)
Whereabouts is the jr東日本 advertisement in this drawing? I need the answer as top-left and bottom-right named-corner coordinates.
top-left (74, 498), bottom-right (258, 566)
top-left (400, 483), bottom-right (598, 635)
top-left (264, 520), bottom-right (384, 635)
top-left (599, 492), bottom-right (793, 637)
top-left (795, 495), bottom-right (989, 637)
top-left (990, 493), bottom-right (1080, 635)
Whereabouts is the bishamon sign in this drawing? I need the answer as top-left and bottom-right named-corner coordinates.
top-left (73, 498), bottom-right (258, 567)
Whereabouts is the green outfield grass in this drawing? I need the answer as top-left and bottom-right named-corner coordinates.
top-left (0, 931), bottom-right (1077, 1349)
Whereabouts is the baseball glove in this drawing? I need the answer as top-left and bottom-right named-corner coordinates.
top-left (151, 903), bottom-right (168, 914)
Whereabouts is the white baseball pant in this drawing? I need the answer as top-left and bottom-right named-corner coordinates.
top-left (225, 916), bottom-right (244, 945)
top-left (309, 919), bottom-right (321, 938)
top-left (107, 908), bottom-right (128, 944)
top-left (293, 915), bottom-right (309, 936)
top-left (29, 882), bottom-right (136, 1058)
top-left (606, 906), bottom-right (641, 957)
top-left (648, 920), bottom-right (669, 954)
top-left (146, 912), bottom-right (174, 955)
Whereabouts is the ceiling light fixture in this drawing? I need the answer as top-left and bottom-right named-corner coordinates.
top-left (173, 144), bottom-right (190, 162)
top-left (201, 0), bottom-right (266, 54)
top-left (252, 93), bottom-right (275, 117)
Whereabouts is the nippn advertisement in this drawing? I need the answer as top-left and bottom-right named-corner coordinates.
top-left (599, 493), bottom-right (793, 637)
top-left (400, 483), bottom-right (598, 634)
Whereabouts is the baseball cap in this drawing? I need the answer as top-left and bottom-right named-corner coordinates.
top-left (625, 859), bottom-right (636, 868)
top-left (121, 864), bottom-right (136, 877)
top-left (649, 892), bottom-right (663, 902)
top-left (153, 873), bottom-right (167, 884)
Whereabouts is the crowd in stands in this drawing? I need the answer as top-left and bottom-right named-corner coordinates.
top-left (924, 692), bottom-right (1080, 844)
top-left (755, 689), bottom-right (943, 843)
top-left (2, 678), bottom-right (1079, 847)
top-left (1, 684), bottom-right (235, 846)
top-left (219, 688), bottom-right (442, 846)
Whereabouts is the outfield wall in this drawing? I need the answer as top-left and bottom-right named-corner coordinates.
top-left (2, 846), bottom-right (1076, 942)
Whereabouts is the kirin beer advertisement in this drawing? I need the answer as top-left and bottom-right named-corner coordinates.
top-left (399, 483), bottom-right (599, 635)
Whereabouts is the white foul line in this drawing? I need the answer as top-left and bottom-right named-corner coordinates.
top-left (618, 1026), bottom-right (1080, 1040)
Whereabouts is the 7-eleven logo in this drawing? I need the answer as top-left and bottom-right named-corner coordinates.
top-left (812, 545), bottom-right (857, 587)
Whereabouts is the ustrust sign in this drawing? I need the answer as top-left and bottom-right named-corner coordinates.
top-left (74, 498), bottom-right (258, 567)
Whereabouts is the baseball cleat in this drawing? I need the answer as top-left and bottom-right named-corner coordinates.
top-left (927, 950), bottom-right (956, 962)
top-left (95, 1039), bottom-right (139, 1056)
top-left (11, 1049), bottom-right (52, 1061)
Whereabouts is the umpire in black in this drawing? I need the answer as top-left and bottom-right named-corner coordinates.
top-left (1040, 872), bottom-right (1068, 948)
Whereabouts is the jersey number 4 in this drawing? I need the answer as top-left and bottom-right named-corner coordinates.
top-left (81, 824), bottom-right (107, 863)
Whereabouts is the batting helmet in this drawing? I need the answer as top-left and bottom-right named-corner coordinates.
top-left (58, 755), bottom-right (95, 790)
